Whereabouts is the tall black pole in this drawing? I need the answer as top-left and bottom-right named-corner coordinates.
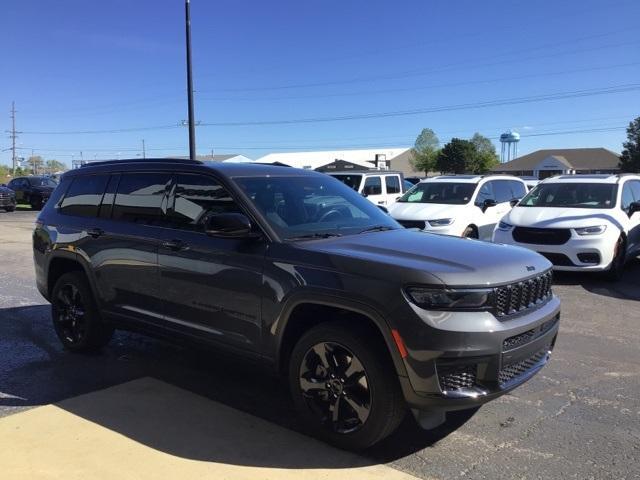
top-left (185, 0), bottom-right (196, 160)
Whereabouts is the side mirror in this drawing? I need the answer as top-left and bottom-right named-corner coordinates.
top-left (377, 205), bottom-right (389, 214)
top-left (480, 198), bottom-right (497, 212)
top-left (629, 201), bottom-right (640, 217)
top-left (361, 191), bottom-right (369, 198)
top-left (205, 213), bottom-right (255, 238)
top-left (510, 198), bottom-right (520, 207)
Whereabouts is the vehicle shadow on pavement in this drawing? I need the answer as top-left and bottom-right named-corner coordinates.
top-left (552, 256), bottom-right (640, 301)
top-left (0, 304), bottom-right (470, 467)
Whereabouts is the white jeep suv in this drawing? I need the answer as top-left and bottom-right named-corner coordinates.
top-left (492, 174), bottom-right (640, 279)
top-left (388, 175), bottom-right (527, 240)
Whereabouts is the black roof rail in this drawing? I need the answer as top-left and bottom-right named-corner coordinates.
top-left (80, 158), bottom-right (202, 167)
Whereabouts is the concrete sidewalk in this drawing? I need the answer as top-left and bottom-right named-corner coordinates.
top-left (0, 377), bottom-right (422, 480)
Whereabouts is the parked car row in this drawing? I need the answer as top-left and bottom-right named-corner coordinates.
top-left (387, 173), bottom-right (640, 279)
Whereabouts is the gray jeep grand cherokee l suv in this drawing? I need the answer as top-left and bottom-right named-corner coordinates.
top-left (33, 159), bottom-right (560, 450)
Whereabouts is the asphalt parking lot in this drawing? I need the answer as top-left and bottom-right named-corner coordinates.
top-left (1, 209), bottom-right (639, 479)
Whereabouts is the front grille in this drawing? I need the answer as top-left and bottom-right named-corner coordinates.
top-left (397, 219), bottom-right (426, 229)
top-left (513, 227), bottom-right (571, 245)
top-left (502, 317), bottom-right (559, 351)
top-left (0, 193), bottom-right (11, 199)
top-left (494, 270), bottom-right (553, 318)
top-left (499, 346), bottom-right (550, 386)
top-left (539, 252), bottom-right (574, 266)
top-left (436, 363), bottom-right (477, 392)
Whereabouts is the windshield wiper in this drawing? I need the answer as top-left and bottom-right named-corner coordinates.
top-left (359, 225), bottom-right (395, 234)
top-left (285, 232), bottom-right (342, 241)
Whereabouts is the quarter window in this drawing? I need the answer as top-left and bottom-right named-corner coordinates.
top-left (112, 173), bottom-right (172, 225)
top-left (59, 174), bottom-right (109, 217)
top-left (169, 174), bottom-right (241, 231)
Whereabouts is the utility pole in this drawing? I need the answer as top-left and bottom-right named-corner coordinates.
top-left (142, 139), bottom-right (146, 159)
top-left (185, 0), bottom-right (196, 160)
top-left (9, 102), bottom-right (19, 176)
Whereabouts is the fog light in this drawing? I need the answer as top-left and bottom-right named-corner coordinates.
top-left (577, 252), bottom-right (600, 264)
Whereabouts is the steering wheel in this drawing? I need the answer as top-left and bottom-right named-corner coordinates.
top-left (318, 209), bottom-right (343, 222)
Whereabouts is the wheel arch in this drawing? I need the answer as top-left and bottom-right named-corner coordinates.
top-left (273, 295), bottom-right (408, 379)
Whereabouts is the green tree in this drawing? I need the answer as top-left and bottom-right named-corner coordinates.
top-left (437, 138), bottom-right (476, 174)
top-left (470, 132), bottom-right (500, 173)
top-left (45, 159), bottom-right (67, 173)
top-left (620, 116), bottom-right (640, 173)
top-left (27, 155), bottom-right (45, 174)
top-left (410, 128), bottom-right (440, 175)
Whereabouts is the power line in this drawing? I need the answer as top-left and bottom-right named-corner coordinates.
top-left (18, 83), bottom-right (640, 135)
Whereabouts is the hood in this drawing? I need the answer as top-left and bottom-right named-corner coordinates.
top-left (0, 186), bottom-right (14, 194)
top-left (388, 202), bottom-right (469, 220)
top-left (506, 206), bottom-right (619, 229)
top-left (299, 229), bottom-right (551, 287)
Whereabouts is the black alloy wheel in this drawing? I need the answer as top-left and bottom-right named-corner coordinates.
top-left (289, 322), bottom-right (405, 450)
top-left (54, 283), bottom-right (88, 345)
top-left (299, 341), bottom-right (371, 434)
top-left (51, 272), bottom-right (114, 352)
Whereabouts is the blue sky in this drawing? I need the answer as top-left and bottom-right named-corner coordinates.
top-left (1, 0), bottom-right (639, 167)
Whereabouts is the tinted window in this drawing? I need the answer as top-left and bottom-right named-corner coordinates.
top-left (169, 174), bottom-right (241, 231)
top-left (398, 182), bottom-right (475, 204)
top-left (98, 174), bottom-right (120, 219)
top-left (385, 175), bottom-right (401, 194)
top-left (621, 183), bottom-right (635, 210)
top-left (520, 183), bottom-right (617, 209)
top-left (510, 181), bottom-right (527, 199)
top-left (112, 173), bottom-right (171, 225)
top-left (492, 181), bottom-right (513, 203)
top-left (363, 176), bottom-right (382, 195)
top-left (28, 177), bottom-right (57, 188)
top-left (475, 182), bottom-right (494, 205)
top-left (59, 174), bottom-right (109, 217)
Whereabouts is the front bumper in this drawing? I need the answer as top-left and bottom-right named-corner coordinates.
top-left (493, 228), bottom-right (617, 271)
top-left (397, 295), bottom-right (560, 412)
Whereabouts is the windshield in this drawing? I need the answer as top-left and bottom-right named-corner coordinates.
top-left (397, 182), bottom-right (476, 205)
top-left (28, 177), bottom-right (58, 188)
top-left (235, 175), bottom-right (399, 239)
top-left (519, 183), bottom-right (617, 209)
top-left (329, 174), bottom-right (363, 191)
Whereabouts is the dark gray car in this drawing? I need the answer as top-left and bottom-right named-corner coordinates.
top-left (32, 159), bottom-right (560, 450)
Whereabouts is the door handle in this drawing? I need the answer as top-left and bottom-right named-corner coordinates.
top-left (87, 228), bottom-right (104, 238)
top-left (161, 239), bottom-right (188, 251)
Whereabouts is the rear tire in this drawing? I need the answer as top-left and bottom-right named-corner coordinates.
top-left (51, 271), bottom-right (114, 352)
top-left (288, 322), bottom-right (406, 450)
top-left (462, 226), bottom-right (478, 238)
top-left (604, 235), bottom-right (626, 282)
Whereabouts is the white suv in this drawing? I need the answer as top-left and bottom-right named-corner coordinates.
top-left (388, 175), bottom-right (527, 240)
top-left (328, 171), bottom-right (405, 207)
top-left (492, 174), bottom-right (640, 279)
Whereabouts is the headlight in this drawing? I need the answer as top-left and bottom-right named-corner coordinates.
top-left (427, 218), bottom-right (455, 227)
top-left (497, 221), bottom-right (514, 231)
top-left (405, 287), bottom-right (493, 310)
top-left (574, 225), bottom-right (607, 236)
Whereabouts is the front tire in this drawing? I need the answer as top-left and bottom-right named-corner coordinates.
top-left (288, 322), bottom-right (405, 450)
top-left (51, 271), bottom-right (114, 352)
top-left (604, 235), bottom-right (626, 281)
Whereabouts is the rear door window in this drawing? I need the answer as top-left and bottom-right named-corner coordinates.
top-left (112, 173), bottom-right (172, 225)
top-left (363, 176), bottom-right (382, 195)
top-left (385, 175), bottom-right (401, 194)
top-left (59, 174), bottom-right (109, 217)
top-left (98, 174), bottom-right (121, 219)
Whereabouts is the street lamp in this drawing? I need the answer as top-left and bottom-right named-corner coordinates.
top-left (185, 0), bottom-right (196, 160)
